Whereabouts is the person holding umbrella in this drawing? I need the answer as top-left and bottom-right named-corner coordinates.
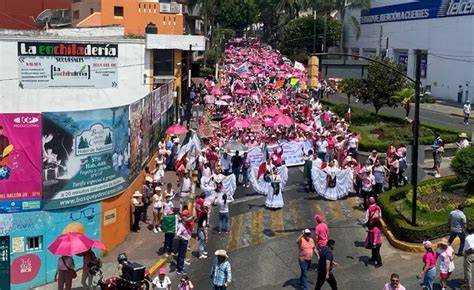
top-left (57, 255), bottom-right (76, 290)
top-left (81, 248), bottom-right (98, 289)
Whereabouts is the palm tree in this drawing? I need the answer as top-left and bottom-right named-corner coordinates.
top-left (394, 87), bottom-right (415, 118)
top-left (278, 0), bottom-right (311, 18)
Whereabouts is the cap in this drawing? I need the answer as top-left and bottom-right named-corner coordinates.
top-left (303, 229), bottom-right (311, 234)
top-left (368, 197), bottom-right (375, 204)
top-left (314, 214), bottom-right (323, 223)
top-left (423, 240), bottom-right (433, 249)
top-left (372, 150), bottom-right (377, 153)
top-left (159, 268), bottom-right (167, 275)
top-left (155, 186), bottom-right (162, 192)
top-left (166, 209), bottom-right (174, 215)
top-left (182, 209), bottom-right (190, 216)
top-left (214, 249), bottom-right (229, 258)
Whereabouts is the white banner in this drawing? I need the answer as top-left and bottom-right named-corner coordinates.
top-left (247, 146), bottom-right (265, 168)
top-left (18, 42), bottom-right (118, 89)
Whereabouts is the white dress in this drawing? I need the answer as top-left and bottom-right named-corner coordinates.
top-left (312, 165), bottom-right (353, 200)
top-left (265, 173), bottom-right (284, 208)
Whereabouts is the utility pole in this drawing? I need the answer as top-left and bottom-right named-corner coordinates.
top-left (411, 50), bottom-right (422, 226)
top-left (313, 9), bottom-right (317, 53)
top-left (379, 26), bottom-right (383, 57)
top-left (385, 37), bottom-right (389, 59)
top-left (186, 44), bottom-right (192, 129)
top-left (322, 12), bottom-right (327, 53)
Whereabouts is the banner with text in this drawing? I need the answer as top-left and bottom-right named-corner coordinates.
top-left (129, 96), bottom-right (152, 180)
top-left (18, 42), bottom-right (118, 89)
top-left (42, 106), bottom-right (129, 209)
top-left (0, 113), bottom-right (42, 213)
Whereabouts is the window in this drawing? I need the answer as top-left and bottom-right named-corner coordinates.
top-left (73, 10), bottom-right (80, 19)
top-left (90, 8), bottom-right (94, 14)
top-left (72, 0), bottom-right (82, 2)
top-left (153, 50), bottom-right (174, 76)
top-left (114, 6), bottom-right (124, 17)
top-left (26, 236), bottom-right (42, 251)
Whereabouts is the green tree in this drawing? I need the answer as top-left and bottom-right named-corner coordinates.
top-left (310, 0), bottom-right (370, 50)
top-left (451, 146), bottom-right (474, 194)
top-left (357, 57), bottom-right (406, 115)
top-left (394, 87), bottom-right (415, 118)
top-left (218, 0), bottom-right (258, 32)
top-left (280, 15), bottom-right (341, 58)
top-left (338, 78), bottom-right (360, 104)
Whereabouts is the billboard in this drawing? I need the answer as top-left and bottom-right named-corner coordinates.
top-left (361, 0), bottom-right (474, 24)
top-left (0, 114), bottom-right (42, 213)
top-left (18, 42), bottom-right (118, 89)
top-left (42, 106), bottom-right (129, 210)
top-left (129, 95), bottom-right (152, 180)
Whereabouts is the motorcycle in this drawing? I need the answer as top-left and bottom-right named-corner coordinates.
top-left (90, 253), bottom-right (151, 290)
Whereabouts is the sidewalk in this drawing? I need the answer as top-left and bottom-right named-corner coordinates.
top-left (420, 101), bottom-right (473, 120)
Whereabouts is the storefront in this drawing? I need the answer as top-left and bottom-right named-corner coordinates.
top-left (344, 0), bottom-right (474, 102)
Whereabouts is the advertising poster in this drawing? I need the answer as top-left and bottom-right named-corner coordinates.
top-left (152, 90), bottom-right (161, 124)
top-left (0, 114), bottom-right (42, 213)
top-left (42, 106), bottom-right (129, 210)
top-left (129, 95), bottom-right (151, 180)
top-left (18, 42), bottom-right (118, 89)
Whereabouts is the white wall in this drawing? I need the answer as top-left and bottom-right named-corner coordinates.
top-left (0, 37), bottom-right (150, 113)
top-left (344, 6), bottom-right (474, 101)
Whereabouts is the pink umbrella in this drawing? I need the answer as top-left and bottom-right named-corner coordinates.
top-left (262, 106), bottom-right (283, 117)
top-left (165, 124), bottom-right (188, 135)
top-left (234, 89), bottom-right (251, 95)
top-left (210, 86), bottom-right (224, 95)
top-left (48, 232), bottom-right (94, 256)
top-left (204, 95), bottom-right (216, 104)
top-left (273, 115), bottom-right (295, 127)
top-left (264, 120), bottom-right (275, 127)
top-left (92, 240), bottom-right (107, 251)
top-left (220, 115), bottom-right (235, 125)
top-left (221, 95), bottom-right (233, 100)
top-left (297, 123), bottom-right (309, 131)
top-left (229, 118), bottom-right (250, 129)
top-left (247, 116), bottom-right (262, 125)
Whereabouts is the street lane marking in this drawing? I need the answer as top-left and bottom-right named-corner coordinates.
top-left (328, 201), bottom-right (345, 221)
top-left (311, 201), bottom-right (323, 218)
top-left (271, 209), bottom-right (284, 236)
top-left (241, 212), bottom-right (253, 248)
top-left (251, 209), bottom-right (264, 245)
top-left (227, 214), bottom-right (243, 251)
top-left (290, 199), bottom-right (305, 231)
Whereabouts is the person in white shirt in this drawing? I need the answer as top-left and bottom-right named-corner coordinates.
top-left (348, 134), bottom-right (359, 159)
top-left (457, 133), bottom-right (470, 150)
top-left (152, 268), bottom-right (172, 290)
top-left (214, 192), bottom-right (234, 233)
top-left (316, 135), bottom-right (329, 162)
top-left (179, 173), bottom-right (192, 212)
top-left (464, 101), bottom-right (471, 125)
top-left (220, 152), bottom-right (232, 175)
top-left (463, 229), bottom-right (474, 290)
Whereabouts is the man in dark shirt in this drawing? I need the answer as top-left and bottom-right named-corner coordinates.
top-left (231, 151), bottom-right (243, 185)
top-left (315, 239), bottom-right (337, 290)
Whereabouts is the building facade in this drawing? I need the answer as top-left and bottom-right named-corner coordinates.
top-left (0, 26), bottom-right (202, 289)
top-left (73, 0), bottom-right (185, 36)
top-left (344, 0), bottom-right (474, 102)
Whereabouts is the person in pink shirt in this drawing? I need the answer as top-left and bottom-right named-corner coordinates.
top-left (366, 219), bottom-right (383, 267)
top-left (314, 214), bottom-right (329, 254)
top-left (382, 273), bottom-right (406, 290)
top-left (417, 241), bottom-right (437, 290)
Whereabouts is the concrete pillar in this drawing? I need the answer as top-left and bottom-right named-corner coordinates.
top-left (407, 49), bottom-right (416, 81)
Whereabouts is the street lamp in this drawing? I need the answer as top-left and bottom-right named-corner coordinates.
top-left (310, 52), bottom-right (423, 225)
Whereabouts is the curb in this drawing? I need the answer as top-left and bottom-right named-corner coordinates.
top-left (381, 219), bottom-right (460, 253)
top-left (449, 113), bottom-right (474, 120)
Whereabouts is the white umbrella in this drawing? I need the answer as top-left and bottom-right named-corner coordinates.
top-left (215, 100), bottom-right (229, 106)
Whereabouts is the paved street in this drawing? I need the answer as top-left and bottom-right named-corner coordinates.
top-left (329, 94), bottom-right (473, 132)
top-left (169, 167), bottom-right (465, 290)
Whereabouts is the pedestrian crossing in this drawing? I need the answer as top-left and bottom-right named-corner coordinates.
top-left (223, 195), bottom-right (366, 252)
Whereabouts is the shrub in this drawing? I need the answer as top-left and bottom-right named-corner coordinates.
top-left (451, 146), bottom-right (474, 194)
top-left (379, 176), bottom-right (469, 242)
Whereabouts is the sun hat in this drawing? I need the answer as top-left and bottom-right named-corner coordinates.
top-left (155, 186), bottom-right (162, 192)
top-left (303, 228), bottom-right (311, 234)
top-left (159, 268), bottom-right (167, 275)
top-left (215, 249), bottom-right (229, 258)
top-left (438, 238), bottom-right (449, 246)
top-left (459, 132), bottom-right (468, 138)
top-left (423, 240), bottom-right (433, 249)
top-left (132, 191), bottom-right (142, 197)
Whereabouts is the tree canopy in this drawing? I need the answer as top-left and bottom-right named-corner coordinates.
top-left (218, 0), bottom-right (258, 32)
